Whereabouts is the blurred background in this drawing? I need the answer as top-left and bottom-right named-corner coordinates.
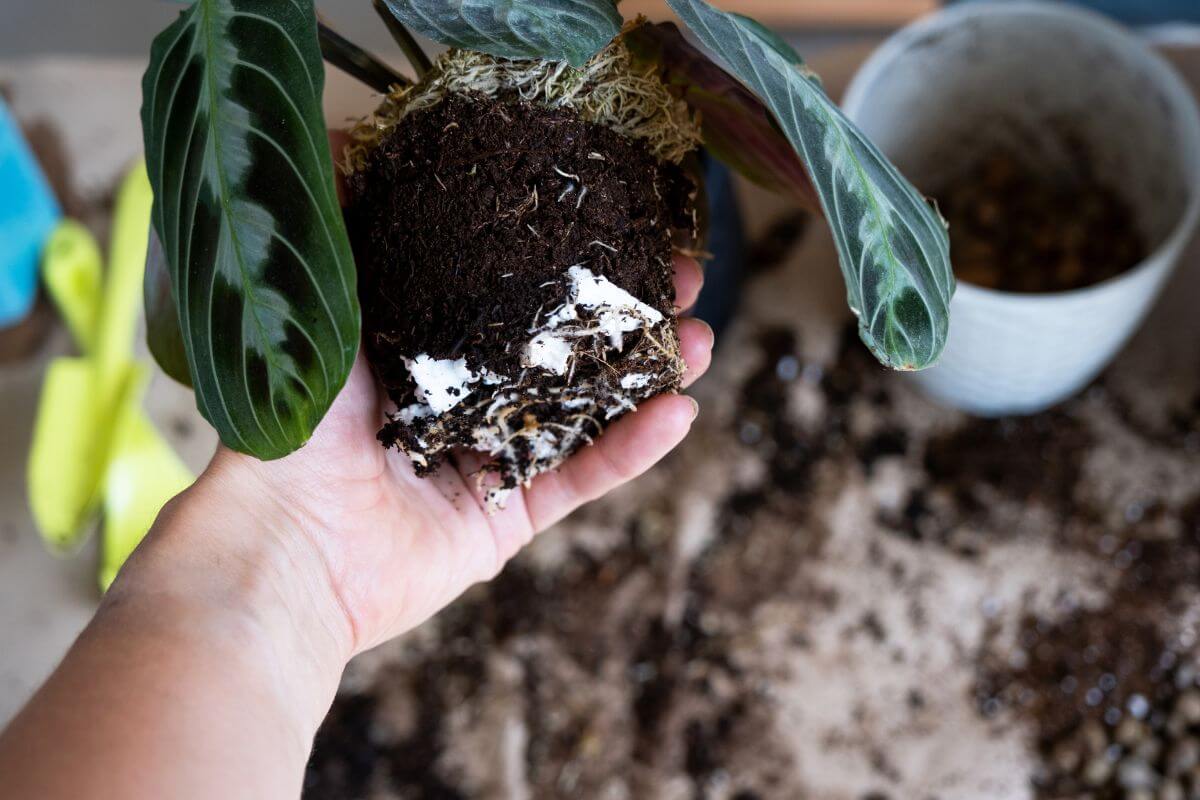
top-left (2, 1), bottom-right (1200, 798)
top-left (3, 0), bottom-right (1198, 57)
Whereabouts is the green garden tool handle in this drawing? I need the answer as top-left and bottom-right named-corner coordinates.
top-left (29, 160), bottom-right (193, 575)
top-left (29, 359), bottom-right (139, 552)
top-left (41, 220), bottom-right (102, 353)
top-left (100, 364), bottom-right (192, 590)
top-left (96, 162), bottom-right (154, 383)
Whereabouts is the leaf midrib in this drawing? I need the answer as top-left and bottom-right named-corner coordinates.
top-left (667, 0), bottom-right (951, 368)
top-left (225, 13), bottom-right (353, 388)
top-left (738, 22), bottom-right (909, 360)
top-left (706, 2), bottom-right (934, 365)
top-left (199, 0), bottom-right (290, 452)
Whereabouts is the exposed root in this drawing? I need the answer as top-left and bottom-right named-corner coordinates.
top-left (353, 77), bottom-right (692, 511)
top-left (389, 310), bottom-right (685, 512)
top-left (342, 33), bottom-right (702, 174)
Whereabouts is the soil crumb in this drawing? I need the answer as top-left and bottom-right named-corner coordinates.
top-left (933, 147), bottom-right (1147, 293)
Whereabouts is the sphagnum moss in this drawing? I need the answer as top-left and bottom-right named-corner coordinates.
top-left (342, 35), bottom-right (702, 175)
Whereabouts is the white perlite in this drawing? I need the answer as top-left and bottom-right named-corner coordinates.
top-left (523, 331), bottom-right (574, 375)
top-left (620, 373), bottom-right (653, 390)
top-left (548, 265), bottom-right (664, 348)
top-left (397, 403), bottom-right (436, 426)
top-left (403, 355), bottom-right (477, 414)
top-left (403, 355), bottom-right (508, 414)
top-left (522, 266), bottom-right (665, 376)
top-left (394, 266), bottom-right (683, 512)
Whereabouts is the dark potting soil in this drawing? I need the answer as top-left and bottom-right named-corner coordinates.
top-left (933, 148), bottom-right (1148, 293)
top-left (346, 92), bottom-right (694, 477)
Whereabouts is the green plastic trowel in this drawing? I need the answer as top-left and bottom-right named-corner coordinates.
top-left (27, 162), bottom-right (193, 590)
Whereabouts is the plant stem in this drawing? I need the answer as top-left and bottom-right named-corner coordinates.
top-left (317, 19), bottom-right (409, 93)
top-left (372, 0), bottom-right (434, 79)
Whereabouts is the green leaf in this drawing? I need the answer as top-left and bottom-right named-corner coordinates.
top-left (381, 0), bottom-right (622, 68)
top-left (143, 229), bottom-right (192, 387)
top-left (667, 0), bottom-right (954, 371)
top-left (625, 23), bottom-right (819, 212)
top-left (141, 0), bottom-right (360, 459)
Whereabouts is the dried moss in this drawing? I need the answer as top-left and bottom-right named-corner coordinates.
top-left (342, 34), bottom-right (702, 175)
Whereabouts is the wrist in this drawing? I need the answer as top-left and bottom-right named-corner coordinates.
top-left (104, 457), bottom-right (355, 738)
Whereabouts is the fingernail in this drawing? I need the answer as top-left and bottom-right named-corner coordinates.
top-left (687, 396), bottom-right (700, 421)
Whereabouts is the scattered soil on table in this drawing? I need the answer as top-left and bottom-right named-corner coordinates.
top-left (347, 92), bottom-right (693, 481)
top-left (924, 413), bottom-right (1093, 518)
top-left (305, 207), bottom-right (1200, 798)
top-left (933, 148), bottom-right (1148, 293)
top-left (975, 499), bottom-right (1200, 798)
top-left (745, 211), bottom-right (809, 276)
top-left (875, 410), bottom-right (1094, 564)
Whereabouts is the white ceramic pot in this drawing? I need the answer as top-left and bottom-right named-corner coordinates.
top-left (842, 2), bottom-right (1200, 416)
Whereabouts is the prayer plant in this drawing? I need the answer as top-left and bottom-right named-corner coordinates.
top-left (141, 0), bottom-right (953, 466)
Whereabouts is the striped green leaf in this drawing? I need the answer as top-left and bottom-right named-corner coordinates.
top-left (141, 0), bottom-right (359, 459)
top-left (143, 229), bottom-right (192, 388)
top-left (381, 0), bottom-right (622, 68)
top-left (668, 0), bottom-right (954, 370)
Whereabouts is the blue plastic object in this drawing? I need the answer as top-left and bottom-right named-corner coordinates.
top-left (0, 99), bottom-right (60, 328)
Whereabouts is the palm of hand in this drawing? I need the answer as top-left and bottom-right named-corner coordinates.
top-left (217, 257), bottom-right (711, 653)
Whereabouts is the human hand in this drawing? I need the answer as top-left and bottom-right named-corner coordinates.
top-left (202, 252), bottom-right (709, 652)
top-left (118, 252), bottom-right (710, 685)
